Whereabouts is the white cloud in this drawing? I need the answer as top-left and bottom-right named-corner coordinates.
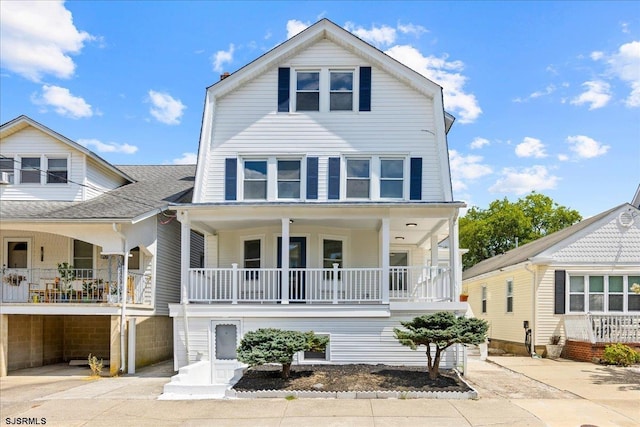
top-left (397, 23), bottom-right (427, 37)
top-left (78, 138), bottom-right (138, 154)
top-left (470, 137), bottom-right (490, 149)
top-left (0, 1), bottom-right (94, 81)
top-left (449, 149), bottom-right (493, 191)
top-left (31, 85), bottom-right (93, 119)
top-left (515, 137), bottom-right (547, 158)
top-left (557, 154), bottom-right (569, 161)
top-left (489, 165), bottom-right (559, 195)
top-left (286, 19), bottom-right (310, 39)
top-left (570, 80), bottom-right (612, 110)
top-left (590, 51), bottom-right (604, 61)
top-left (591, 41), bottom-right (640, 108)
top-left (385, 45), bottom-right (481, 123)
top-left (212, 44), bottom-right (235, 73)
top-left (148, 90), bottom-right (186, 125)
top-left (172, 152), bottom-right (198, 165)
top-left (566, 135), bottom-right (610, 159)
top-left (344, 22), bottom-right (396, 47)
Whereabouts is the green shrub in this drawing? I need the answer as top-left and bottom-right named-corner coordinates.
top-left (237, 328), bottom-right (329, 378)
top-left (601, 343), bottom-right (640, 367)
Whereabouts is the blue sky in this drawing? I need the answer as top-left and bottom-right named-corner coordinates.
top-left (1, 1), bottom-right (638, 218)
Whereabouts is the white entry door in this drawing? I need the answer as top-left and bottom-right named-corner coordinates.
top-left (210, 320), bottom-right (241, 384)
top-left (2, 238), bottom-right (31, 302)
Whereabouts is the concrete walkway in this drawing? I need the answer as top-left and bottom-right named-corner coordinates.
top-left (0, 357), bottom-right (638, 426)
top-left (487, 355), bottom-right (640, 426)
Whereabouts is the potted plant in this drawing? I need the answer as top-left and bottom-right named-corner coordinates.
top-left (107, 282), bottom-right (119, 304)
top-left (545, 335), bottom-right (563, 359)
top-left (459, 290), bottom-right (469, 302)
top-left (57, 262), bottom-right (75, 301)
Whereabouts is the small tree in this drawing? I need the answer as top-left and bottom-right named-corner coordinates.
top-left (394, 312), bottom-right (489, 380)
top-left (237, 328), bottom-right (328, 379)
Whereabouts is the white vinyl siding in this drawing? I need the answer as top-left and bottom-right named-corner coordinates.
top-left (173, 313), bottom-right (459, 369)
top-left (0, 127), bottom-right (127, 201)
top-left (198, 38), bottom-right (443, 203)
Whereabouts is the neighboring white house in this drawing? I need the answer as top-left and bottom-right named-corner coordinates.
top-left (165, 19), bottom-right (467, 395)
top-left (0, 115), bottom-right (200, 376)
top-left (462, 203), bottom-right (640, 360)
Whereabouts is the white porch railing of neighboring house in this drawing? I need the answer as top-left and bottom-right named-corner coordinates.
top-left (187, 265), bottom-right (453, 304)
top-left (564, 313), bottom-right (640, 343)
top-left (0, 268), bottom-right (151, 305)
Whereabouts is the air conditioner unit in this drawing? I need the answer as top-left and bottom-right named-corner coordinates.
top-left (0, 172), bottom-right (13, 185)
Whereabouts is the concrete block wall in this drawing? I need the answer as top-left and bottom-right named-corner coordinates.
top-left (63, 316), bottom-right (110, 361)
top-left (134, 316), bottom-right (173, 367)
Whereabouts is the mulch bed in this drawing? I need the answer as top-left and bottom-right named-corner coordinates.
top-left (232, 364), bottom-right (471, 392)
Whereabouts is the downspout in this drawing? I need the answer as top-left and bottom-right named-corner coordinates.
top-left (524, 262), bottom-right (539, 358)
top-left (113, 223), bottom-right (129, 373)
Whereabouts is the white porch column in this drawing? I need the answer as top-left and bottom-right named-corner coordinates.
top-left (430, 234), bottom-right (439, 268)
top-left (449, 215), bottom-right (461, 300)
top-left (179, 212), bottom-right (191, 304)
top-left (281, 218), bottom-right (290, 304)
top-left (380, 218), bottom-right (390, 304)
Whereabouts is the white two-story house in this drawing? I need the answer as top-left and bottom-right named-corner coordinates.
top-left (166, 19), bottom-right (467, 393)
top-left (0, 115), bottom-right (199, 376)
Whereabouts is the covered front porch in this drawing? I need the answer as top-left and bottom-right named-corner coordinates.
top-left (176, 202), bottom-right (464, 305)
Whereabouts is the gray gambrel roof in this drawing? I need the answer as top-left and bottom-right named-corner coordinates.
top-left (0, 165), bottom-right (195, 222)
top-left (462, 204), bottom-right (630, 280)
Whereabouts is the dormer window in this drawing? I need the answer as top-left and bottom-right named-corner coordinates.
top-left (20, 157), bottom-right (41, 184)
top-left (47, 158), bottom-right (68, 184)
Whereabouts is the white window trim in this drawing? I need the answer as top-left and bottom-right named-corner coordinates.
top-left (297, 333), bottom-right (331, 364)
top-left (291, 67), bottom-right (360, 113)
top-left (45, 155), bottom-right (70, 185)
top-left (240, 156), bottom-right (306, 202)
top-left (241, 235), bottom-right (265, 269)
top-left (379, 157), bottom-right (407, 200)
top-left (341, 155), bottom-right (409, 201)
top-left (13, 154), bottom-right (71, 186)
top-left (319, 234), bottom-right (348, 269)
top-left (567, 272), bottom-right (640, 313)
top-left (3, 237), bottom-right (33, 270)
top-left (506, 278), bottom-right (514, 314)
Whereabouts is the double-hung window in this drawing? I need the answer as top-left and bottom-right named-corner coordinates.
top-left (329, 71), bottom-right (353, 111)
top-left (608, 276), bottom-right (624, 311)
top-left (629, 276), bottom-right (640, 311)
top-left (0, 157), bottom-right (14, 184)
top-left (481, 286), bottom-right (487, 314)
top-left (346, 159), bottom-right (370, 199)
top-left (588, 276), bottom-right (605, 311)
top-left (74, 239), bottom-right (94, 279)
top-left (569, 276), bottom-right (585, 312)
top-left (506, 280), bottom-right (513, 313)
top-left (243, 160), bottom-right (267, 200)
top-left (296, 71), bottom-right (320, 111)
top-left (277, 160), bottom-right (301, 199)
top-left (47, 158), bottom-right (68, 184)
top-left (243, 239), bottom-right (261, 280)
top-left (380, 159), bottom-right (404, 198)
top-left (21, 157), bottom-right (41, 184)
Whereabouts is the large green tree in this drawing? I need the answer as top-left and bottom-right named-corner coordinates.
top-left (460, 192), bottom-right (581, 270)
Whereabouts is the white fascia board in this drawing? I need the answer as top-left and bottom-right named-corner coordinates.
top-left (168, 303), bottom-right (391, 318)
top-left (193, 92), bottom-right (215, 203)
top-left (0, 304), bottom-right (121, 316)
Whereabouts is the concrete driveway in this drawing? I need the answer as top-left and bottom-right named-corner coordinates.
top-left (1, 356), bottom-right (638, 426)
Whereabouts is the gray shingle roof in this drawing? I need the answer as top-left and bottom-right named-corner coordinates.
top-left (462, 204), bottom-right (626, 280)
top-left (0, 165), bottom-right (195, 221)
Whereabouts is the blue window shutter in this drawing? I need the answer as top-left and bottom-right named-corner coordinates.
top-left (328, 157), bottom-right (340, 200)
top-left (278, 68), bottom-right (290, 112)
top-left (307, 157), bottom-right (318, 200)
top-left (359, 67), bottom-right (371, 112)
top-left (410, 157), bottom-right (422, 200)
top-left (554, 270), bottom-right (566, 314)
top-left (224, 158), bottom-right (237, 201)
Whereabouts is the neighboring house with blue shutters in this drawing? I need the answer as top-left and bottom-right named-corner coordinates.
top-left (165, 19), bottom-right (467, 395)
top-left (462, 203), bottom-right (640, 360)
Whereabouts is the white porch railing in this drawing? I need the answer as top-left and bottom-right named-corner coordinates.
top-left (564, 313), bottom-right (640, 343)
top-left (187, 265), bottom-right (452, 304)
top-left (0, 268), bottom-right (151, 305)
